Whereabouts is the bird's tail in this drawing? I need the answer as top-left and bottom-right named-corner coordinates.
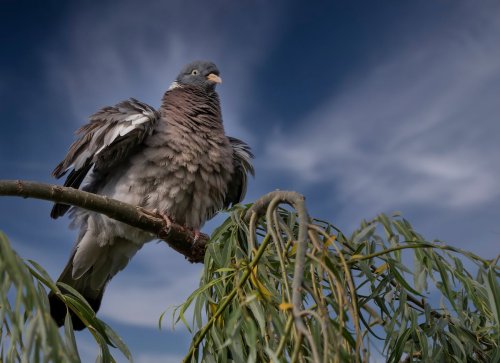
top-left (48, 250), bottom-right (107, 331)
top-left (48, 232), bottom-right (142, 330)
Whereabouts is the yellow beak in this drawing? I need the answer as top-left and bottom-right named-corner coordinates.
top-left (207, 73), bottom-right (222, 84)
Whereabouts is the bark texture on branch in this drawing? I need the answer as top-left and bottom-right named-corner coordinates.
top-left (0, 180), bottom-right (207, 263)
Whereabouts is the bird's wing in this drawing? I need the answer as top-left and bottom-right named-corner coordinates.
top-left (224, 136), bottom-right (255, 208)
top-left (51, 98), bottom-right (160, 218)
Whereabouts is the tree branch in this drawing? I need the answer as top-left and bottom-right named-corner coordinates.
top-left (0, 179), bottom-right (207, 263)
top-left (245, 190), bottom-right (321, 363)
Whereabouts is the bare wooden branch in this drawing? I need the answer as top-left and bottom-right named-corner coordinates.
top-left (0, 179), bottom-right (207, 263)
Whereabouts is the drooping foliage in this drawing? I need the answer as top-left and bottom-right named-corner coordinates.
top-left (1, 193), bottom-right (499, 362)
top-left (174, 199), bottom-right (499, 363)
top-left (0, 232), bottom-right (131, 363)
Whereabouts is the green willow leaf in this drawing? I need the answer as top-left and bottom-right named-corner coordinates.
top-left (485, 266), bottom-right (500, 332)
top-left (2, 195), bottom-right (499, 363)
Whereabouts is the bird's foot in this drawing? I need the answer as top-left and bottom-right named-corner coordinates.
top-left (191, 229), bottom-right (201, 244)
top-left (158, 211), bottom-right (173, 231)
top-left (137, 207), bottom-right (174, 231)
top-left (137, 206), bottom-right (160, 218)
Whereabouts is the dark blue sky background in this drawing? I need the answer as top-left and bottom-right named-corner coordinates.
top-left (2, 1), bottom-right (500, 361)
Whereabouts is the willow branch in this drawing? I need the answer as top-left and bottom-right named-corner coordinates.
top-left (0, 179), bottom-right (207, 263)
top-left (245, 190), bottom-right (320, 362)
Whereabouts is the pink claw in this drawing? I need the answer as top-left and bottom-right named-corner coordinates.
top-left (158, 211), bottom-right (173, 230)
top-left (192, 229), bottom-right (201, 244)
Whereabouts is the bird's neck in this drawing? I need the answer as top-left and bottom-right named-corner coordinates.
top-left (160, 86), bottom-right (224, 130)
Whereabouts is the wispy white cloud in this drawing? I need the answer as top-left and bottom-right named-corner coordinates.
top-left (45, 0), bottom-right (285, 141)
top-left (264, 4), bottom-right (500, 217)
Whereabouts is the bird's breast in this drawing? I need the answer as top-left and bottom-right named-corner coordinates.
top-left (122, 118), bottom-right (234, 229)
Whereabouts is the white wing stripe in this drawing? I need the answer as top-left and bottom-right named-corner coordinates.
top-left (119, 124), bottom-right (137, 136)
top-left (124, 114), bottom-right (143, 122)
top-left (132, 116), bottom-right (151, 125)
top-left (95, 123), bottom-right (137, 155)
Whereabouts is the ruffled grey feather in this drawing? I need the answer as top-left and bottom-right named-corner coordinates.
top-left (51, 99), bottom-right (159, 218)
top-left (225, 136), bottom-right (254, 207)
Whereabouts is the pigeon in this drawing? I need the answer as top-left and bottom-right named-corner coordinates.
top-left (48, 60), bottom-right (254, 330)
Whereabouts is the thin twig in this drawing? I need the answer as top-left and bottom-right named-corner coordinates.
top-left (246, 190), bottom-right (320, 363)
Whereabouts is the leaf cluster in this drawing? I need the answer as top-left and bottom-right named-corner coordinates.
top-left (174, 203), bottom-right (499, 363)
top-left (0, 232), bottom-right (131, 363)
top-left (1, 191), bottom-right (499, 363)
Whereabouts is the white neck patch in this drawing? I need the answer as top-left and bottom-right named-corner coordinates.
top-left (168, 81), bottom-right (182, 90)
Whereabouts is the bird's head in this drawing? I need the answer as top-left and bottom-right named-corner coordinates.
top-left (175, 60), bottom-right (222, 91)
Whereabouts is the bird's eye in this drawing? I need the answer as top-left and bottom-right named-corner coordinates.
top-left (191, 69), bottom-right (199, 75)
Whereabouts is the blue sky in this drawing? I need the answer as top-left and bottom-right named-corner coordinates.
top-left (1, 0), bottom-right (500, 361)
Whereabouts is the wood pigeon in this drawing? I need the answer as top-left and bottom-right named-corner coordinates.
top-left (48, 60), bottom-right (254, 330)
